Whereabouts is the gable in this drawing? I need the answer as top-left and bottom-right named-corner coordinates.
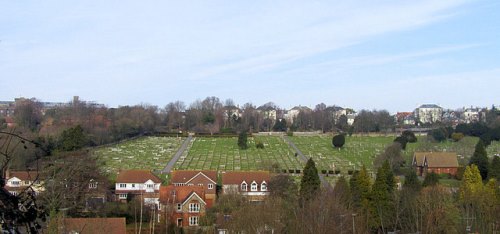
top-left (185, 172), bottom-right (217, 185)
top-left (181, 192), bottom-right (207, 206)
top-left (413, 152), bottom-right (458, 168)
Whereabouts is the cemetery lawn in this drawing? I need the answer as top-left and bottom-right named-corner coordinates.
top-left (175, 136), bottom-right (304, 171)
top-left (92, 137), bottom-right (184, 179)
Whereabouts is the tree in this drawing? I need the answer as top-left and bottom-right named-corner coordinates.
top-left (350, 165), bottom-right (371, 209)
top-left (422, 172), bottom-right (439, 187)
top-left (393, 136), bottom-right (408, 150)
top-left (429, 128), bottom-right (446, 142)
top-left (417, 185), bottom-right (459, 233)
top-left (332, 134), bottom-right (345, 148)
top-left (332, 176), bottom-right (351, 208)
top-left (369, 161), bottom-right (396, 232)
top-left (273, 119), bottom-right (287, 132)
top-left (58, 125), bottom-right (89, 151)
top-left (237, 131), bottom-right (248, 150)
top-left (469, 140), bottom-right (489, 180)
top-left (489, 156), bottom-right (500, 179)
top-left (13, 98), bottom-right (42, 131)
top-left (268, 174), bottom-right (298, 202)
top-left (299, 158), bottom-right (320, 202)
top-left (403, 169), bottom-right (421, 192)
top-left (374, 142), bottom-right (404, 174)
top-left (451, 132), bottom-right (465, 142)
top-left (401, 130), bottom-right (417, 143)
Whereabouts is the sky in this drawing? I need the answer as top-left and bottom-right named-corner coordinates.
top-left (1, 0), bottom-right (499, 113)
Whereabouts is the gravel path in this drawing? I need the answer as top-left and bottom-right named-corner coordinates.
top-left (161, 135), bottom-right (193, 173)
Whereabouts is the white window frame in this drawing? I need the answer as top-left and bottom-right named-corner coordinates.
top-left (189, 203), bottom-right (200, 213)
top-left (146, 184), bottom-right (153, 189)
top-left (208, 183), bottom-right (214, 189)
top-left (177, 203), bottom-right (182, 211)
top-left (11, 181), bottom-right (20, 186)
top-left (119, 183), bottom-right (126, 188)
top-left (241, 182), bottom-right (247, 191)
top-left (189, 216), bottom-right (199, 226)
top-left (261, 182), bottom-right (267, 191)
top-left (118, 194), bottom-right (127, 199)
top-left (251, 181), bottom-right (258, 191)
top-left (89, 182), bottom-right (97, 189)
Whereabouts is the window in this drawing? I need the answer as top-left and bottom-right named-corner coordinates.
top-left (119, 183), bottom-right (126, 188)
top-left (146, 184), bottom-right (153, 188)
top-left (131, 184), bottom-right (135, 188)
top-left (208, 183), bottom-right (214, 189)
top-left (261, 182), bottom-right (267, 191)
top-left (241, 182), bottom-right (247, 191)
top-left (198, 183), bottom-right (203, 187)
top-left (189, 203), bottom-right (200, 212)
top-left (177, 203), bottom-right (182, 211)
top-left (118, 194), bottom-right (127, 199)
top-left (10, 191), bottom-right (18, 196)
top-left (251, 181), bottom-right (258, 191)
top-left (189, 216), bottom-right (199, 226)
top-left (11, 181), bottom-right (20, 186)
top-left (89, 182), bottom-right (97, 189)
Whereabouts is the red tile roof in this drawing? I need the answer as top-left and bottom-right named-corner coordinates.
top-left (171, 170), bottom-right (217, 184)
top-left (116, 170), bottom-right (162, 183)
top-left (221, 171), bottom-right (270, 185)
top-left (413, 152), bottom-right (459, 168)
top-left (62, 218), bottom-right (126, 234)
top-left (160, 185), bottom-right (205, 204)
top-left (8, 171), bottom-right (40, 181)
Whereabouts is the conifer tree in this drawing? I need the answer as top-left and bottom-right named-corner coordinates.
top-left (422, 172), bottom-right (439, 187)
top-left (299, 158), bottom-right (320, 201)
top-left (459, 165), bottom-right (483, 202)
top-left (489, 156), bottom-right (500, 179)
top-left (370, 161), bottom-right (395, 232)
top-left (403, 169), bottom-right (421, 192)
top-left (469, 140), bottom-right (489, 180)
top-left (237, 131), bottom-right (248, 149)
top-left (333, 176), bottom-right (351, 208)
top-left (350, 165), bottom-right (371, 208)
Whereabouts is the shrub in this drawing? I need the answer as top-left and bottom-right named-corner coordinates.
top-left (332, 134), bottom-right (346, 148)
top-left (256, 141), bottom-right (265, 149)
top-left (451, 132), bottom-right (464, 142)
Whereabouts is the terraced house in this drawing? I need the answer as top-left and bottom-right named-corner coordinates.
top-left (222, 171), bottom-right (270, 201)
top-left (170, 170), bottom-right (217, 207)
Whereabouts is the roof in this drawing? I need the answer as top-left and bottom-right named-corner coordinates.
top-left (413, 152), bottom-right (459, 168)
top-left (171, 170), bottom-right (217, 184)
top-left (116, 170), bottom-right (162, 183)
top-left (418, 104), bottom-right (442, 109)
top-left (221, 171), bottom-right (270, 185)
top-left (62, 218), bottom-right (126, 234)
top-left (290, 106), bottom-right (312, 112)
top-left (7, 171), bottom-right (40, 181)
top-left (160, 185), bottom-right (205, 204)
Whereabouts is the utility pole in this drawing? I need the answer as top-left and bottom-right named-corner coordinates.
top-left (339, 214), bottom-right (345, 234)
top-left (352, 213), bottom-right (357, 234)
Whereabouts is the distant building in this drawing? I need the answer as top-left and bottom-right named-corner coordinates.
top-left (414, 104), bottom-right (443, 124)
top-left (395, 112), bottom-right (415, 126)
top-left (462, 107), bottom-right (486, 123)
top-left (285, 105), bottom-right (312, 124)
top-left (59, 218), bottom-right (126, 234)
top-left (5, 170), bottom-right (44, 196)
top-left (412, 152), bottom-right (459, 176)
top-left (115, 170), bottom-right (162, 208)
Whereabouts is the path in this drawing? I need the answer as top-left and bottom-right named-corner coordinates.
top-left (161, 135), bottom-right (193, 173)
top-left (282, 136), bottom-right (332, 190)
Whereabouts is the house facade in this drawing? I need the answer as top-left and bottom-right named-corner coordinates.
top-left (412, 152), bottom-right (459, 176)
top-left (285, 105), bottom-right (312, 124)
top-left (4, 170), bottom-right (44, 196)
top-left (221, 171), bottom-right (270, 201)
top-left (170, 170), bottom-right (217, 207)
top-left (115, 170), bottom-right (162, 208)
top-left (414, 104), bottom-right (443, 124)
top-left (160, 185), bottom-right (207, 228)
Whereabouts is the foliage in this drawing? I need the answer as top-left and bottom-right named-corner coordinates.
top-left (459, 165), bottom-right (483, 202)
top-left (451, 132), bottom-right (464, 142)
top-left (58, 125), bottom-right (89, 151)
top-left (331, 134), bottom-right (345, 148)
top-left (332, 176), bottom-right (351, 208)
top-left (237, 131), bottom-right (248, 150)
top-left (299, 158), bottom-right (321, 202)
top-left (393, 136), bottom-right (407, 150)
top-left (402, 130), bottom-right (417, 143)
top-left (350, 165), bottom-right (371, 208)
top-left (272, 119), bottom-right (287, 132)
top-left (422, 172), bottom-right (439, 187)
top-left (13, 98), bottom-right (43, 131)
top-left (255, 141), bottom-right (264, 149)
top-left (417, 185), bottom-right (459, 233)
top-left (374, 142), bottom-right (404, 174)
top-left (269, 174), bottom-right (298, 202)
top-left (369, 160), bottom-right (396, 231)
top-left (489, 156), bottom-right (500, 179)
top-left (469, 140), bottom-right (489, 180)
top-left (429, 128), bottom-right (446, 142)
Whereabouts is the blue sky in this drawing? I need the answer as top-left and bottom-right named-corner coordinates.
top-left (1, 0), bottom-right (499, 113)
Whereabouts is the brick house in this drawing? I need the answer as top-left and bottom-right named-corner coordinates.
top-left (170, 170), bottom-right (217, 207)
top-left (412, 152), bottom-right (459, 176)
top-left (115, 170), bottom-right (162, 208)
top-left (221, 171), bottom-right (270, 201)
top-left (58, 217), bottom-right (126, 234)
top-left (160, 185), bottom-right (207, 228)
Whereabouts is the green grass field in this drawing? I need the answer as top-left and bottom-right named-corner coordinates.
top-left (175, 136), bottom-right (303, 171)
top-left (92, 136), bottom-right (184, 177)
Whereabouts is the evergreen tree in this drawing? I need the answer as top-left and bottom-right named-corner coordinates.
top-left (459, 165), bottom-right (483, 202)
top-left (299, 158), bottom-right (321, 201)
top-left (332, 134), bottom-right (346, 148)
top-left (469, 140), bottom-right (489, 180)
top-left (370, 161), bottom-right (396, 232)
top-left (350, 165), bottom-right (371, 208)
top-left (403, 169), bottom-right (421, 192)
top-left (333, 176), bottom-right (351, 208)
top-left (237, 131), bottom-right (248, 149)
top-left (422, 172), bottom-right (439, 187)
top-left (489, 156), bottom-right (500, 179)
top-left (59, 125), bottom-right (88, 151)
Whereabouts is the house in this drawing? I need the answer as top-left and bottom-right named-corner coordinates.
top-left (285, 105), bottom-right (312, 124)
top-left (115, 170), bottom-right (162, 208)
top-left (221, 171), bottom-right (270, 201)
top-left (170, 170), bottom-right (217, 207)
top-left (412, 152), bottom-right (459, 176)
top-left (395, 112), bottom-right (416, 126)
top-left (84, 178), bottom-right (108, 211)
top-left (414, 104), bottom-right (443, 124)
top-left (58, 217), bottom-right (126, 234)
top-left (4, 170), bottom-right (44, 196)
top-left (160, 185), bottom-right (207, 228)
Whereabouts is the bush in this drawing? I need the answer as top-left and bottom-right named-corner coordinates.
top-left (237, 131), bottom-right (248, 149)
top-left (429, 128), bottom-right (446, 142)
top-left (256, 141), bottom-right (264, 149)
top-left (451, 132), bottom-right (464, 142)
top-left (287, 131), bottom-right (294, 137)
top-left (402, 130), bottom-right (417, 143)
top-left (332, 134), bottom-right (346, 148)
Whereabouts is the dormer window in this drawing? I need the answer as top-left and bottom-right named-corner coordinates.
top-left (261, 181), bottom-right (267, 191)
top-left (251, 181), bottom-right (258, 191)
top-left (241, 181), bottom-right (247, 191)
top-left (208, 183), bottom-right (214, 189)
